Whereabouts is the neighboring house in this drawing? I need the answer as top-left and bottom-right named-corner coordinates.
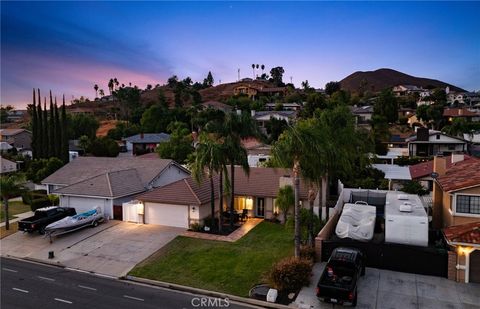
top-left (431, 156), bottom-right (480, 283)
top-left (371, 163), bottom-right (411, 190)
top-left (252, 110), bottom-right (296, 134)
top-left (201, 101), bottom-right (233, 113)
top-left (233, 84), bottom-right (287, 100)
top-left (265, 102), bottom-right (302, 111)
top-left (350, 105), bottom-right (374, 126)
top-left (242, 137), bottom-right (272, 167)
top-left (0, 142), bottom-right (13, 152)
top-left (123, 133), bottom-right (170, 155)
top-left (131, 167), bottom-right (312, 228)
top-left (392, 85), bottom-right (422, 97)
top-left (42, 156), bottom-right (190, 220)
top-left (407, 114), bottom-right (426, 128)
top-left (0, 129), bottom-right (32, 150)
top-left (409, 154), bottom-right (475, 191)
top-left (6, 110), bottom-right (27, 123)
top-left (0, 157), bottom-right (17, 174)
top-left (406, 127), bottom-right (468, 157)
top-left (443, 108), bottom-right (480, 122)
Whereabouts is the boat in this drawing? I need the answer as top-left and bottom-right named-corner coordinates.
top-left (45, 207), bottom-right (104, 241)
top-left (335, 202), bottom-right (376, 241)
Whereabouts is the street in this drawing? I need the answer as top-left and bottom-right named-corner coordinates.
top-left (1, 257), bottom-right (258, 309)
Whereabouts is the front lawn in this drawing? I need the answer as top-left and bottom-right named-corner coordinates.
top-left (0, 201), bottom-right (31, 223)
top-left (129, 221), bottom-right (293, 296)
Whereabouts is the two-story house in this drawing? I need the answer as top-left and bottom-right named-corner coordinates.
top-left (406, 127), bottom-right (468, 157)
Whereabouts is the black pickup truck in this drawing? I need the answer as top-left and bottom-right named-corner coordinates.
top-left (18, 207), bottom-right (76, 234)
top-left (316, 247), bottom-right (365, 307)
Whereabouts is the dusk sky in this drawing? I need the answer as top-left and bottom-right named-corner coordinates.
top-left (1, 1), bottom-right (479, 109)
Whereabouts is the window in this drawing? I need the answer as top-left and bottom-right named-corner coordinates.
top-left (273, 198), bottom-right (279, 214)
top-left (456, 195), bottom-right (480, 215)
top-left (436, 134), bottom-right (440, 140)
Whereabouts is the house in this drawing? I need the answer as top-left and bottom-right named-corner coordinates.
top-left (201, 101), bottom-right (233, 113)
top-left (0, 129), bottom-right (32, 150)
top-left (443, 108), bottom-right (480, 122)
top-left (233, 84), bottom-right (287, 100)
top-left (265, 102), bottom-right (302, 111)
top-left (252, 110), bottom-right (296, 134)
top-left (431, 156), bottom-right (480, 283)
top-left (123, 133), bottom-right (170, 156)
top-left (0, 142), bottom-right (13, 152)
top-left (371, 163), bottom-right (411, 190)
top-left (392, 85), bottom-right (422, 97)
top-left (1, 157), bottom-right (17, 174)
top-left (350, 105), bottom-right (374, 125)
top-left (130, 167), bottom-right (312, 228)
top-left (398, 107), bottom-right (415, 118)
top-left (42, 156), bottom-right (190, 220)
top-left (242, 137), bottom-right (272, 167)
top-left (6, 109), bottom-right (27, 123)
top-left (406, 127), bottom-right (468, 157)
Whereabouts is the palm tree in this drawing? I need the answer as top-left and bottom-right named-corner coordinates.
top-left (276, 185), bottom-right (294, 223)
top-left (99, 89), bottom-right (105, 97)
top-left (114, 78), bottom-right (119, 90)
top-left (251, 64), bottom-right (255, 79)
top-left (94, 84), bottom-right (99, 98)
top-left (261, 64), bottom-right (265, 76)
top-left (0, 174), bottom-right (25, 230)
top-left (108, 79), bottom-right (114, 95)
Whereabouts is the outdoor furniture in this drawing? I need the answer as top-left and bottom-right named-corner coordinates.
top-left (240, 209), bottom-right (248, 222)
top-left (223, 211), bottom-right (240, 223)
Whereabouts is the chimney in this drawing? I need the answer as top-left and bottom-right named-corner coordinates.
top-left (433, 155), bottom-right (447, 176)
top-left (140, 132), bottom-right (144, 139)
top-left (279, 175), bottom-right (293, 188)
top-left (451, 153), bottom-right (465, 164)
top-left (432, 154), bottom-right (447, 229)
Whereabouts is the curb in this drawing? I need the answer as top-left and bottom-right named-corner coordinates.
top-left (124, 275), bottom-right (294, 309)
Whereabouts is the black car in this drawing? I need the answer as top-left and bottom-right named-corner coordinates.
top-left (18, 206), bottom-right (76, 234)
top-left (316, 247), bottom-right (365, 307)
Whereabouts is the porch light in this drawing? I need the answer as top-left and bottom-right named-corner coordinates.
top-left (137, 202), bottom-right (144, 215)
top-left (245, 198), bottom-right (253, 210)
top-left (457, 246), bottom-right (474, 255)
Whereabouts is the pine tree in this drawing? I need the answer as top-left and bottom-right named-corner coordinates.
top-left (43, 99), bottom-right (49, 158)
top-left (37, 91), bottom-right (44, 158)
top-left (61, 95), bottom-right (69, 163)
top-left (48, 91), bottom-right (55, 158)
top-left (31, 89), bottom-right (38, 159)
top-left (54, 99), bottom-right (61, 158)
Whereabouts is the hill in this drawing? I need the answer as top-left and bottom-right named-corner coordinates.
top-left (340, 68), bottom-right (466, 94)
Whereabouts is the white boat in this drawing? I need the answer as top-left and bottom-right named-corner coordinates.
top-left (335, 202), bottom-right (376, 241)
top-left (45, 207), bottom-right (104, 240)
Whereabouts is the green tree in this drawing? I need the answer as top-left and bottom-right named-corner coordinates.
top-left (48, 92), bottom-right (55, 157)
top-left (370, 115), bottom-right (390, 155)
top-left (276, 185), bottom-right (294, 223)
top-left (69, 114), bottom-right (100, 140)
top-left (156, 122), bottom-right (194, 164)
top-left (140, 104), bottom-right (171, 133)
top-left (61, 96), bottom-right (69, 163)
top-left (0, 174), bottom-right (26, 230)
top-left (30, 89), bottom-right (38, 159)
top-left (0, 105), bottom-right (13, 123)
top-left (90, 137), bottom-right (119, 157)
top-left (37, 93), bottom-right (44, 158)
top-left (203, 71), bottom-right (214, 87)
top-left (43, 100), bottom-right (49, 158)
top-left (300, 93), bottom-right (326, 118)
top-left (115, 86), bottom-right (141, 123)
top-left (78, 135), bottom-right (91, 153)
top-left (94, 84), bottom-right (99, 98)
top-left (325, 81), bottom-right (341, 96)
top-left (26, 158), bottom-right (64, 184)
top-left (54, 100), bottom-right (61, 158)
top-left (374, 89), bottom-right (398, 123)
top-left (269, 66), bottom-right (285, 87)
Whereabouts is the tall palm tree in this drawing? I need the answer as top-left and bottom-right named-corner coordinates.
top-left (94, 84), bottom-right (99, 98)
top-left (1, 174), bottom-right (25, 230)
top-left (261, 64), bottom-right (265, 76)
top-left (114, 78), bottom-right (119, 90)
top-left (251, 64), bottom-right (255, 79)
top-left (99, 89), bottom-right (105, 97)
top-left (108, 79), bottom-right (114, 95)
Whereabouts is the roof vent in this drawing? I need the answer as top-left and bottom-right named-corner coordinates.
top-left (399, 202), bottom-right (413, 212)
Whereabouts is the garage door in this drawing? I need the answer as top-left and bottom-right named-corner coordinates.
top-left (64, 196), bottom-right (108, 217)
top-left (146, 202), bottom-right (188, 228)
top-left (470, 250), bottom-right (480, 283)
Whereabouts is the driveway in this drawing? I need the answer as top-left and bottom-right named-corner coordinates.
top-left (295, 263), bottom-right (480, 309)
top-left (0, 221), bottom-right (184, 277)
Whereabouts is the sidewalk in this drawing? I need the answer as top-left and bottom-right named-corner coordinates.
top-left (0, 210), bottom-right (34, 227)
top-left (182, 218), bottom-right (263, 242)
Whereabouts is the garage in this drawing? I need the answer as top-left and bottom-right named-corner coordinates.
top-left (61, 196), bottom-right (112, 219)
top-left (470, 250), bottom-right (480, 283)
top-left (145, 202), bottom-right (189, 228)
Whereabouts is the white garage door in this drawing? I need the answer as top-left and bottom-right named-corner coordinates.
top-left (146, 202), bottom-right (188, 228)
top-left (63, 196), bottom-right (108, 217)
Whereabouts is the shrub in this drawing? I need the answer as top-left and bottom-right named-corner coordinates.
top-left (48, 194), bottom-right (59, 206)
top-left (266, 257), bottom-right (313, 292)
top-left (299, 245), bottom-right (316, 262)
top-left (22, 190), bottom-right (48, 205)
top-left (90, 137), bottom-right (119, 157)
top-left (190, 223), bottom-right (202, 232)
top-left (30, 197), bottom-right (51, 211)
top-left (401, 181), bottom-right (429, 196)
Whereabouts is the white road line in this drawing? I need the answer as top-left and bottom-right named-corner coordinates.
top-left (12, 288), bottom-right (29, 293)
top-left (2, 268), bottom-right (18, 273)
top-left (54, 298), bottom-right (73, 304)
top-left (123, 295), bottom-right (144, 301)
top-left (78, 285), bottom-right (97, 291)
top-left (37, 276), bottom-right (55, 281)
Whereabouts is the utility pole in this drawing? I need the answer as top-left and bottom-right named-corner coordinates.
top-left (290, 76), bottom-right (293, 84)
top-left (238, 68), bottom-right (240, 81)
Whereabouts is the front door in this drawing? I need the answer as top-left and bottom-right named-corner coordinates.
top-left (256, 198), bottom-right (265, 218)
top-left (113, 205), bottom-right (123, 220)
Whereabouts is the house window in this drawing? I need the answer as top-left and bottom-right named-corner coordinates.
top-left (436, 134), bottom-right (440, 140)
top-left (456, 195), bottom-right (480, 215)
top-left (273, 198), bottom-right (279, 214)
top-left (448, 145), bottom-right (456, 150)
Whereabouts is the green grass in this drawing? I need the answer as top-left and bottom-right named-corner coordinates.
top-left (0, 201), bottom-right (31, 223)
top-left (129, 221), bottom-right (294, 296)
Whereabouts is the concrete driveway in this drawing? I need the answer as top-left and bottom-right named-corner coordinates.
top-left (0, 221), bottom-right (184, 277)
top-left (295, 263), bottom-right (480, 309)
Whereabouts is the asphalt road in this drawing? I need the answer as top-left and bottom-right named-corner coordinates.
top-left (1, 257), bottom-right (259, 309)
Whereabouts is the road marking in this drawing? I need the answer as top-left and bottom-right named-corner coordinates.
top-left (12, 288), bottom-right (29, 293)
top-left (2, 268), bottom-right (18, 273)
top-left (38, 276), bottom-right (55, 281)
top-left (123, 295), bottom-right (144, 301)
top-left (78, 285), bottom-right (97, 291)
top-left (54, 298), bottom-right (72, 304)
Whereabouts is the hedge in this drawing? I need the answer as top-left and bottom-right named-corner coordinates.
top-left (30, 198), bottom-right (51, 211)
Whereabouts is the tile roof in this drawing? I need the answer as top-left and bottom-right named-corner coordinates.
top-left (443, 108), bottom-right (479, 117)
top-left (436, 159), bottom-right (480, 192)
top-left (409, 155), bottom-right (475, 179)
top-left (136, 167), bottom-right (310, 205)
top-left (0, 129), bottom-right (30, 136)
top-left (123, 133), bottom-right (170, 144)
top-left (443, 222), bottom-right (480, 245)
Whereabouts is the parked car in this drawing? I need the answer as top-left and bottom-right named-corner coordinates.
top-left (316, 247), bottom-right (365, 307)
top-left (18, 206), bottom-right (76, 234)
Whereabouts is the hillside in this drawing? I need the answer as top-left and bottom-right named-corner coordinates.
top-left (340, 68), bottom-right (466, 93)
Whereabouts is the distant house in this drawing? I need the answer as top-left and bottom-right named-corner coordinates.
top-left (350, 105), bottom-right (374, 125)
top-left (242, 137), bottom-right (272, 167)
top-left (443, 108), bottom-right (480, 122)
top-left (6, 110), bottom-right (27, 123)
top-left (265, 102), bottom-right (302, 111)
top-left (406, 128), bottom-right (468, 157)
top-left (42, 156), bottom-right (189, 220)
top-left (201, 100), bottom-right (233, 113)
top-left (123, 133), bottom-right (170, 156)
top-left (1, 157), bottom-right (17, 174)
top-left (233, 84), bottom-right (287, 100)
top-left (392, 85), bottom-right (422, 97)
top-left (398, 107), bottom-right (415, 118)
top-left (251, 110), bottom-right (296, 134)
top-left (0, 129), bottom-right (32, 150)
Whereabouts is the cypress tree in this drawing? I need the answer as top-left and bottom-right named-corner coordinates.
top-left (54, 98), bottom-right (61, 158)
top-left (37, 91), bottom-right (44, 158)
top-left (43, 98), bottom-right (49, 158)
top-left (61, 95), bottom-right (69, 163)
top-left (31, 89), bottom-right (38, 159)
top-left (49, 91), bottom-right (55, 158)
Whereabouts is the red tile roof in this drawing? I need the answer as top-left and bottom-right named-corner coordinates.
top-left (443, 222), bottom-right (480, 245)
top-left (436, 159), bottom-right (480, 192)
top-left (443, 108), bottom-right (479, 117)
top-left (409, 155), bottom-right (474, 179)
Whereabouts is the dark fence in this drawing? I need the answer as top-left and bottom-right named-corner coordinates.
top-left (322, 239), bottom-right (448, 278)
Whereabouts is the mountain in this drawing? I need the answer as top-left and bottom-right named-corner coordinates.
top-left (339, 68), bottom-right (466, 93)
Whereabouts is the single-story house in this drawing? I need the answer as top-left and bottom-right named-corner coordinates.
top-left (42, 156), bottom-right (190, 220)
top-left (130, 167), bottom-right (312, 228)
top-left (201, 100), bottom-right (233, 113)
top-left (1, 157), bottom-right (17, 174)
top-left (0, 129), bottom-right (32, 150)
top-left (252, 110), bottom-right (296, 134)
top-left (123, 133), bottom-right (170, 155)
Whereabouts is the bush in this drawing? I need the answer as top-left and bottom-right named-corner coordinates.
top-left (30, 197), bottom-right (51, 211)
top-left (299, 245), bottom-right (316, 262)
top-left (267, 257), bottom-right (313, 292)
top-left (401, 181), bottom-right (429, 196)
top-left (48, 194), bottom-right (59, 206)
top-left (90, 137), bottom-right (119, 157)
top-left (190, 223), bottom-right (202, 232)
top-left (22, 190), bottom-right (48, 205)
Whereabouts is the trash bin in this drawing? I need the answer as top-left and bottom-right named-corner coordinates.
top-left (48, 251), bottom-right (54, 259)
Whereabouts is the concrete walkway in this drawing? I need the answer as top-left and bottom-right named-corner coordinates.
top-left (182, 218), bottom-right (263, 242)
top-left (0, 210), bottom-right (34, 227)
top-left (294, 262), bottom-right (480, 309)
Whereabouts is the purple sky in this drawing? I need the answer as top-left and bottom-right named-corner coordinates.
top-left (2, 1), bottom-right (479, 109)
